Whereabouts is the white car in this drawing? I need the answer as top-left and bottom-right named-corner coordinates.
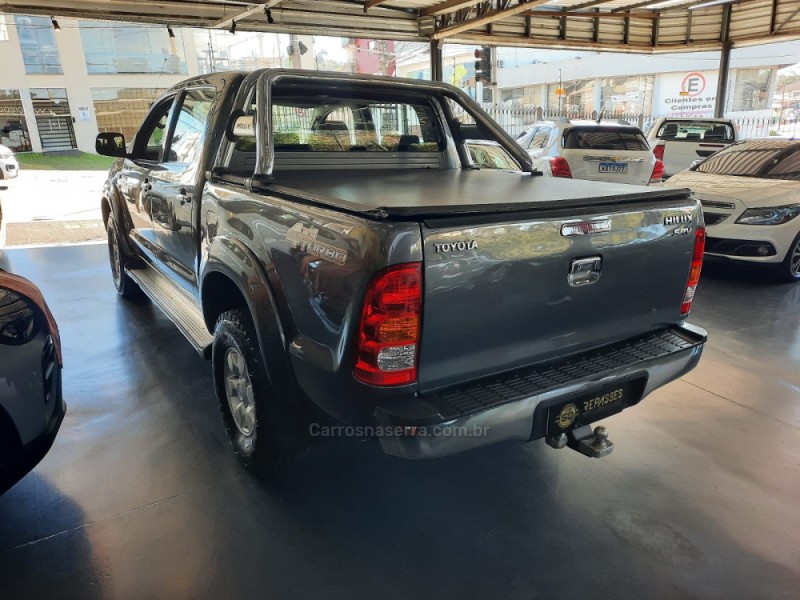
top-left (515, 120), bottom-right (663, 186)
top-left (664, 138), bottom-right (800, 282)
top-left (646, 117), bottom-right (737, 179)
top-left (0, 144), bottom-right (19, 182)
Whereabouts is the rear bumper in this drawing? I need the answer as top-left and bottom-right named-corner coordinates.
top-left (375, 324), bottom-right (706, 459)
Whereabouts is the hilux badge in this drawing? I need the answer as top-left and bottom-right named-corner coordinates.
top-left (664, 214), bottom-right (692, 226)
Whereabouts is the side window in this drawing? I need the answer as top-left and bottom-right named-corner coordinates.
top-left (523, 127), bottom-right (539, 149)
top-left (133, 97), bottom-right (174, 161)
top-left (530, 127), bottom-right (550, 149)
top-left (164, 87), bottom-right (215, 165)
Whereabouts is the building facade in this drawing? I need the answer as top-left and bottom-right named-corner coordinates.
top-left (0, 15), bottom-right (356, 153)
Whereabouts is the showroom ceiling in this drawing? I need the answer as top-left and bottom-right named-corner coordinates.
top-left (1, 0), bottom-right (799, 53)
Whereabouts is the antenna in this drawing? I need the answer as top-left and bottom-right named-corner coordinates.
top-left (155, 57), bottom-right (168, 94)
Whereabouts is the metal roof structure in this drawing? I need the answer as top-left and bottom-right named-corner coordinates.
top-left (1, 0), bottom-right (799, 54)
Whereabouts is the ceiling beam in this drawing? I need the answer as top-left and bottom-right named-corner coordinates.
top-left (521, 9), bottom-right (657, 19)
top-left (432, 0), bottom-right (552, 39)
top-left (421, 0), bottom-right (482, 18)
top-left (212, 1), bottom-right (283, 29)
top-left (450, 30), bottom-right (727, 52)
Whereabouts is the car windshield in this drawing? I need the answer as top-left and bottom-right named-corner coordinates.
top-left (563, 128), bottom-right (649, 151)
top-left (693, 141), bottom-right (799, 178)
top-left (656, 120), bottom-right (734, 142)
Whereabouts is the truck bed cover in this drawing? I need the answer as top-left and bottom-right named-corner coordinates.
top-left (265, 170), bottom-right (692, 219)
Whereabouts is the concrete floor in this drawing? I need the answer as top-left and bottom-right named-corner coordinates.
top-left (1, 244), bottom-right (799, 600)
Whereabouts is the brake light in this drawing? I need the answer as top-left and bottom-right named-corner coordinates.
top-left (550, 156), bottom-right (572, 178)
top-left (681, 226), bottom-right (705, 316)
top-left (355, 263), bottom-right (422, 386)
top-left (650, 159), bottom-right (665, 183)
top-left (653, 144), bottom-right (665, 161)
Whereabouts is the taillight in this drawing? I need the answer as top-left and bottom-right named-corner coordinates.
top-left (355, 263), bottom-right (422, 386)
top-left (550, 156), bottom-right (572, 178)
top-left (653, 144), bottom-right (665, 161)
top-left (681, 226), bottom-right (705, 316)
top-left (650, 159), bottom-right (665, 183)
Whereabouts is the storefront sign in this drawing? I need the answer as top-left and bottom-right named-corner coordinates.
top-left (654, 71), bottom-right (718, 117)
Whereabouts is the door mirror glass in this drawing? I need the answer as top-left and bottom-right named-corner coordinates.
top-left (96, 132), bottom-right (126, 157)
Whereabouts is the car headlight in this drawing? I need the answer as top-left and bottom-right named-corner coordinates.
top-left (735, 204), bottom-right (800, 226)
top-left (0, 289), bottom-right (39, 345)
top-left (0, 152), bottom-right (12, 160)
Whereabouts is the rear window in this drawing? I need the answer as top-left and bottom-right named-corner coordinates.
top-left (563, 128), bottom-right (649, 151)
top-left (271, 100), bottom-right (442, 152)
top-left (656, 120), bottom-right (734, 142)
top-left (694, 141), bottom-right (797, 177)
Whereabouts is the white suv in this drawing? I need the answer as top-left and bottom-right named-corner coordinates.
top-left (646, 117), bottom-right (737, 179)
top-left (516, 120), bottom-right (663, 186)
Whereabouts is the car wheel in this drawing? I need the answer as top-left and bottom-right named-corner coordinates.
top-left (778, 232), bottom-right (800, 283)
top-left (213, 308), bottom-right (303, 474)
top-left (106, 216), bottom-right (146, 300)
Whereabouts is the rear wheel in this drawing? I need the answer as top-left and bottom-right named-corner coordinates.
top-left (213, 308), bottom-right (303, 474)
top-left (106, 216), bottom-right (145, 300)
top-left (777, 233), bottom-right (800, 283)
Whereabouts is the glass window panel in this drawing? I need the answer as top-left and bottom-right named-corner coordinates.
top-left (731, 69), bottom-right (772, 112)
top-left (79, 20), bottom-right (187, 74)
top-left (0, 89), bottom-right (32, 152)
top-left (15, 15), bottom-right (62, 74)
top-left (166, 88), bottom-right (215, 164)
top-left (91, 87), bottom-right (167, 142)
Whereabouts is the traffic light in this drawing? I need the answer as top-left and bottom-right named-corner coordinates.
top-left (474, 46), bottom-right (492, 84)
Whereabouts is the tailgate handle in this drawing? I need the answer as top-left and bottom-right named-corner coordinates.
top-left (568, 256), bottom-right (602, 286)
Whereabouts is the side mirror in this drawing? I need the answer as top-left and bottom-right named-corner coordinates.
top-left (96, 132), bottom-right (127, 158)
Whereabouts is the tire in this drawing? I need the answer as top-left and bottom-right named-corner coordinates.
top-left (212, 308), bottom-right (303, 474)
top-left (106, 216), bottom-right (146, 300)
top-left (777, 232), bottom-right (800, 283)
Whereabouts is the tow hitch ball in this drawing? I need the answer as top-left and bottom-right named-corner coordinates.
top-left (546, 425), bottom-right (614, 458)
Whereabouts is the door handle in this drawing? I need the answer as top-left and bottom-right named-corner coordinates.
top-left (177, 189), bottom-right (191, 205)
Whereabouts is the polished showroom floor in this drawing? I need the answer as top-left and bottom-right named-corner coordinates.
top-left (1, 244), bottom-right (799, 599)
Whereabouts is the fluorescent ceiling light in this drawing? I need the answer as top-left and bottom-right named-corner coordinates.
top-left (648, 0), bottom-right (688, 8)
top-left (690, 0), bottom-right (738, 10)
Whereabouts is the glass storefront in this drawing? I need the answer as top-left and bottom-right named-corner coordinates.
top-left (0, 89), bottom-right (32, 152)
top-left (79, 21), bottom-right (187, 74)
top-left (547, 79), bottom-right (594, 115)
top-left (15, 15), bottom-right (62, 74)
top-left (92, 88), bottom-right (166, 141)
top-left (731, 68), bottom-right (772, 112)
top-left (600, 75), bottom-right (654, 116)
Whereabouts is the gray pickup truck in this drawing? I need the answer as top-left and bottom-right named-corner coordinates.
top-left (97, 69), bottom-right (707, 472)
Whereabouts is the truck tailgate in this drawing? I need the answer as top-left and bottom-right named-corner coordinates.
top-left (418, 196), bottom-right (700, 392)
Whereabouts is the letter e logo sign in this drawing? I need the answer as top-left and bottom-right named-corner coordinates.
top-left (681, 72), bottom-right (706, 98)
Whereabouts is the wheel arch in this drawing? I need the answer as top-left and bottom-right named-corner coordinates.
top-left (200, 237), bottom-right (299, 404)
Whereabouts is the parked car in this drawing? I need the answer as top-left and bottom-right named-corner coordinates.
top-left (0, 269), bottom-right (65, 495)
top-left (466, 139), bottom-right (519, 170)
top-left (515, 120), bottom-right (663, 185)
top-left (646, 117), bottom-right (738, 179)
top-left (0, 144), bottom-right (20, 182)
top-left (96, 69), bottom-right (706, 472)
top-left (664, 138), bottom-right (800, 281)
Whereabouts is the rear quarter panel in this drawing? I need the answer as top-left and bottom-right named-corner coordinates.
top-left (201, 182), bottom-right (423, 423)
